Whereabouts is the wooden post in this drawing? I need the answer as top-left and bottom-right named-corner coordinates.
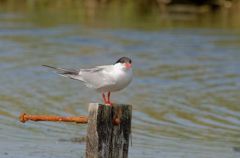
top-left (86, 103), bottom-right (132, 158)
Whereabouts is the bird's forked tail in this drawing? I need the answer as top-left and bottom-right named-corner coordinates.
top-left (42, 65), bottom-right (79, 78)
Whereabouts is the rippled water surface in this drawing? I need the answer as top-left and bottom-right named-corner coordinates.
top-left (1, 4), bottom-right (240, 158)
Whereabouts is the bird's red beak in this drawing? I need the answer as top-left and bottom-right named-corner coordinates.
top-left (124, 63), bottom-right (132, 69)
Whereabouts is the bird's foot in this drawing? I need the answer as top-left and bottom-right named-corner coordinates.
top-left (102, 92), bottom-right (112, 106)
top-left (105, 101), bottom-right (112, 106)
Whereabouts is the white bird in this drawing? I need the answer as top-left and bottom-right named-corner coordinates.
top-left (43, 57), bottom-right (133, 106)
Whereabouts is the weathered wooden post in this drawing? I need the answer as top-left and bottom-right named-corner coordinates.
top-left (86, 103), bottom-right (132, 158)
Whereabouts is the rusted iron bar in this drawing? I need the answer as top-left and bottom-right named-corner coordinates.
top-left (19, 113), bottom-right (88, 123)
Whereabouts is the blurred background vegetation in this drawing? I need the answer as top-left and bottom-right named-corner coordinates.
top-left (0, 0), bottom-right (239, 29)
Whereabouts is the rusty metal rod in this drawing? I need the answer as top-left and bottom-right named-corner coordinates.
top-left (19, 113), bottom-right (88, 124)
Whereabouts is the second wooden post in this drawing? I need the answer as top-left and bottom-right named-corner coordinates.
top-left (86, 103), bottom-right (132, 158)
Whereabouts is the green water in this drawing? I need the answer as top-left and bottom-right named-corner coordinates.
top-left (0, 2), bottom-right (240, 158)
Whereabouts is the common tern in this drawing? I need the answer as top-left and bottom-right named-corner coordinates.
top-left (43, 57), bottom-right (133, 105)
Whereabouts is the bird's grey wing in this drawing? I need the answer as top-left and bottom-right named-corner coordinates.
top-left (79, 65), bottom-right (116, 89)
top-left (80, 65), bottom-right (111, 73)
top-left (43, 64), bottom-right (116, 89)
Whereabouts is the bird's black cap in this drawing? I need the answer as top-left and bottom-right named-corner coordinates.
top-left (115, 57), bottom-right (132, 64)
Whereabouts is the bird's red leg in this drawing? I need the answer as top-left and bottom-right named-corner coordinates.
top-left (102, 93), bottom-right (107, 104)
top-left (107, 92), bottom-right (112, 106)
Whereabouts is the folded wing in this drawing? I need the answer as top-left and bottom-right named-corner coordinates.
top-left (42, 65), bottom-right (116, 90)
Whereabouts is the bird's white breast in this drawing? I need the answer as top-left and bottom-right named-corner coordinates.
top-left (112, 68), bottom-right (132, 92)
top-left (96, 64), bottom-right (133, 92)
